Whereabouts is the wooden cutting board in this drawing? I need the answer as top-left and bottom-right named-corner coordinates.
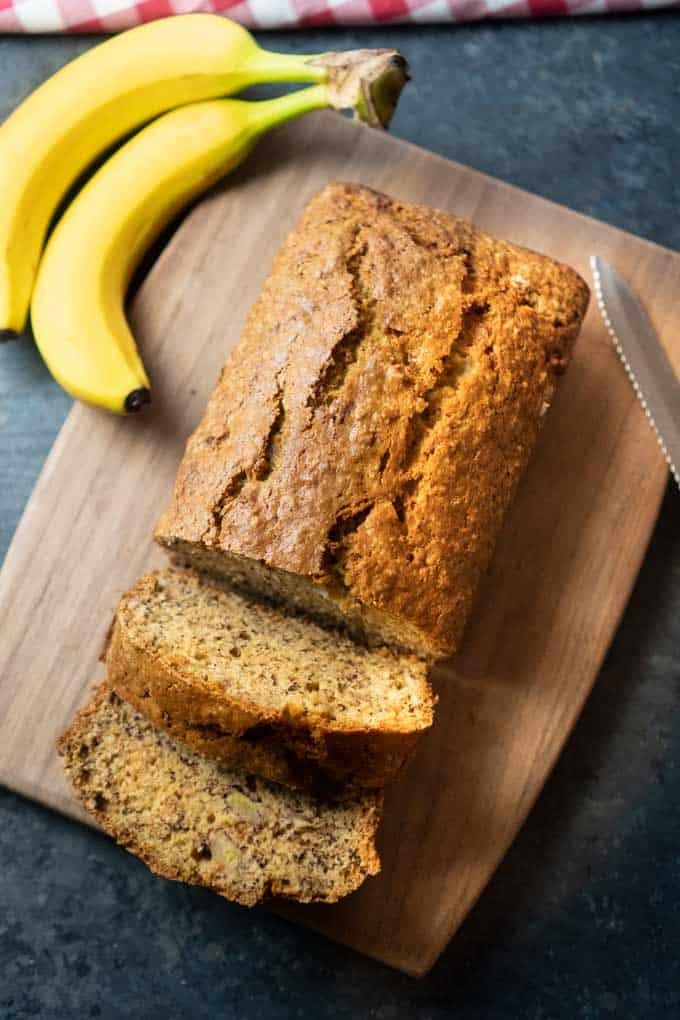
top-left (1, 112), bottom-right (678, 977)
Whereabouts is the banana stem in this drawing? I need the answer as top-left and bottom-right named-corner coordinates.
top-left (247, 84), bottom-right (329, 135)
top-left (248, 46), bottom-right (328, 84)
top-left (250, 47), bottom-right (410, 129)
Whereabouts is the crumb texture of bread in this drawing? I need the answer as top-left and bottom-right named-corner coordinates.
top-left (58, 685), bottom-right (382, 906)
top-left (156, 183), bottom-right (590, 658)
top-left (106, 569), bottom-right (433, 792)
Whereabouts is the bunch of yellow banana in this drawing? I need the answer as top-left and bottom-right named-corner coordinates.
top-left (0, 14), bottom-right (409, 413)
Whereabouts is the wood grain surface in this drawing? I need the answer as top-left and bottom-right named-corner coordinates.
top-left (0, 113), bottom-right (678, 977)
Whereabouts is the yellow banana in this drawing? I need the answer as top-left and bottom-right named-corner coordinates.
top-left (0, 13), bottom-right (407, 334)
top-left (31, 86), bottom-right (348, 414)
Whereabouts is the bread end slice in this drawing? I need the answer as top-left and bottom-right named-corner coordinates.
top-left (59, 684), bottom-right (382, 906)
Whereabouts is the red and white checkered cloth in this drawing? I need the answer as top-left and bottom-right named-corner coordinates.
top-left (0, 0), bottom-right (676, 32)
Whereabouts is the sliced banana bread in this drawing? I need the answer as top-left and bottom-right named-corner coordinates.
top-left (58, 684), bottom-right (382, 906)
top-left (155, 182), bottom-right (589, 660)
top-left (104, 568), bottom-right (434, 793)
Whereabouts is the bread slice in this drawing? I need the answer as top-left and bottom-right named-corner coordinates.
top-left (58, 684), bottom-right (382, 906)
top-left (104, 569), bottom-right (434, 794)
top-left (155, 183), bottom-right (589, 660)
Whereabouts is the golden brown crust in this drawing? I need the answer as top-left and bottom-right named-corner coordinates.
top-left (58, 684), bottom-right (382, 906)
top-left (156, 183), bottom-right (589, 659)
top-left (105, 570), bottom-right (432, 792)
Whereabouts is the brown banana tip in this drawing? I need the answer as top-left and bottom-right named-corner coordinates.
top-left (392, 54), bottom-right (411, 77)
top-left (124, 387), bottom-right (151, 414)
top-left (0, 328), bottom-right (20, 341)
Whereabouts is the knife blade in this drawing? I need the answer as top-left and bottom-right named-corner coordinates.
top-left (590, 255), bottom-right (680, 489)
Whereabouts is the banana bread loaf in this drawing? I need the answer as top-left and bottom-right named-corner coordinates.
top-left (156, 182), bottom-right (589, 659)
top-left (104, 568), bottom-right (433, 794)
top-left (59, 684), bottom-right (382, 906)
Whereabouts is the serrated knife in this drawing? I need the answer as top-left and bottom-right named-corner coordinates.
top-left (590, 255), bottom-right (680, 489)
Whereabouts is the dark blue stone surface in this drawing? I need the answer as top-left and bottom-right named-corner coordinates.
top-left (1, 16), bottom-right (679, 1019)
